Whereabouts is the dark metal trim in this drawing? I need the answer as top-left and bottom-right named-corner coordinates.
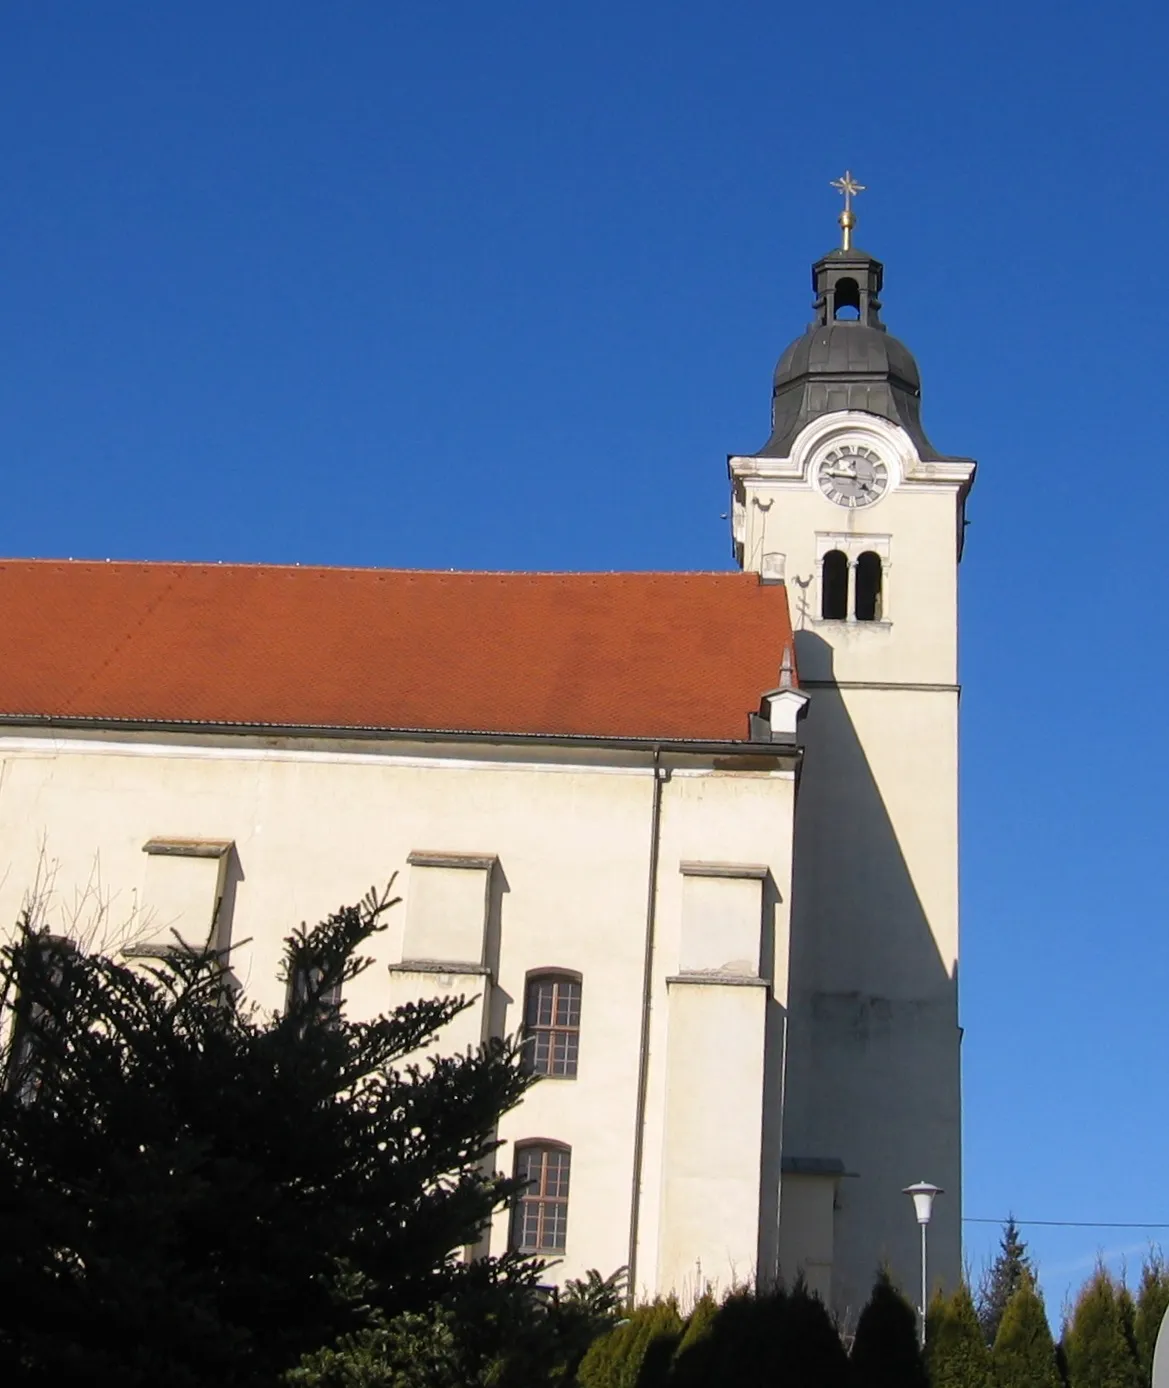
top-left (0, 711), bottom-right (800, 762)
top-left (781, 1156), bottom-right (858, 1178)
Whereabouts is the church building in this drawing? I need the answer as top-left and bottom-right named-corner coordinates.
top-left (0, 191), bottom-right (974, 1319)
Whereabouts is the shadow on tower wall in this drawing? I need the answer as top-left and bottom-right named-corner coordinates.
top-left (784, 630), bottom-right (961, 1324)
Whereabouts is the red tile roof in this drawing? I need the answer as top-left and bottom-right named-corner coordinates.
top-left (0, 561), bottom-right (795, 743)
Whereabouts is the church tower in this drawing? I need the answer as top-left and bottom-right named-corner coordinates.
top-left (729, 179), bottom-right (975, 1317)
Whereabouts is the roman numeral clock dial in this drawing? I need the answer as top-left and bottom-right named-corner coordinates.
top-left (816, 445), bottom-right (889, 508)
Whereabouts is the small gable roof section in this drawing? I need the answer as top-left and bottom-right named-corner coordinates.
top-left (0, 563), bottom-right (796, 743)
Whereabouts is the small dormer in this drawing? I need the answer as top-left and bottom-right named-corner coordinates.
top-left (750, 646), bottom-right (809, 742)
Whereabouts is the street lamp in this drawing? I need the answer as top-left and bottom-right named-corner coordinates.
top-left (902, 1181), bottom-right (943, 1348)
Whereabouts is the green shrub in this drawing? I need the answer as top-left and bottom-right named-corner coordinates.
top-left (1063, 1266), bottom-right (1140, 1388)
top-left (577, 1299), bottom-right (683, 1388)
top-left (927, 1280), bottom-right (993, 1388)
top-left (668, 1294), bottom-right (719, 1387)
top-left (850, 1269), bottom-right (929, 1388)
top-left (991, 1270), bottom-right (1061, 1388)
top-left (1135, 1253), bottom-right (1169, 1388)
top-left (775, 1279), bottom-right (849, 1386)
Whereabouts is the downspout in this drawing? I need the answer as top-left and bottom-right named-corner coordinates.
top-left (626, 743), bottom-right (664, 1299)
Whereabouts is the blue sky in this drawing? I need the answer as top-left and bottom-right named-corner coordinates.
top-left (1, 0), bottom-right (1166, 1321)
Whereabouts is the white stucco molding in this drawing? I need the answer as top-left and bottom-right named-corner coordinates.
top-left (665, 973), bottom-right (769, 988)
top-left (388, 959), bottom-right (491, 978)
top-left (815, 531), bottom-right (891, 562)
top-left (143, 837), bottom-right (233, 859)
top-left (729, 411), bottom-right (975, 495)
top-left (679, 861), bottom-right (770, 880)
top-left (406, 850), bottom-right (497, 871)
top-left (730, 412), bottom-right (915, 486)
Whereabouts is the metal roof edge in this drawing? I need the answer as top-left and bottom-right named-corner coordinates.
top-left (0, 712), bottom-right (802, 762)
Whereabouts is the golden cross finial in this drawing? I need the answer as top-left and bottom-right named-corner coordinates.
top-left (830, 170), bottom-right (866, 250)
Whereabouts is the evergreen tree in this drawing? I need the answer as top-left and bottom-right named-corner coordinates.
top-left (977, 1217), bottom-right (1032, 1346)
top-left (926, 1280), bottom-right (993, 1388)
top-left (991, 1268), bottom-right (1061, 1388)
top-left (1063, 1266), bottom-right (1141, 1388)
top-left (850, 1269), bottom-right (929, 1388)
top-left (287, 1264), bottom-right (624, 1388)
top-left (1135, 1252), bottom-right (1169, 1388)
top-left (1121, 1282), bottom-right (1141, 1370)
top-left (668, 1293), bottom-right (719, 1387)
top-left (577, 1299), bottom-right (683, 1388)
top-left (692, 1288), bottom-right (772, 1385)
top-left (774, 1278), bottom-right (850, 1387)
top-left (0, 888), bottom-right (539, 1387)
top-left (1055, 1337), bottom-right (1072, 1387)
top-left (632, 1299), bottom-right (685, 1388)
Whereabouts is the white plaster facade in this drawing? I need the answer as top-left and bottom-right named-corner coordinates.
top-left (730, 408), bottom-right (975, 1318)
top-left (0, 729), bottom-right (800, 1301)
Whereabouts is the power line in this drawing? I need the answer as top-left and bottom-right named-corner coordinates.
top-left (964, 1218), bottom-right (1169, 1230)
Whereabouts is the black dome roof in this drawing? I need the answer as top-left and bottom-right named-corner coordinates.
top-left (773, 322), bottom-right (920, 391)
top-left (755, 246), bottom-right (944, 460)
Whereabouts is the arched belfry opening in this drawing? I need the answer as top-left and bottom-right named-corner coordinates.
top-left (821, 550), bottom-right (848, 620)
top-left (855, 551), bottom-right (883, 622)
top-left (832, 277), bottom-right (861, 320)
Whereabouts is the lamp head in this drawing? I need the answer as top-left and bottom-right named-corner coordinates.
top-left (903, 1181), bottom-right (943, 1225)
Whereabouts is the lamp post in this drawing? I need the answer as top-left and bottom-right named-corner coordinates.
top-left (902, 1181), bottom-right (943, 1348)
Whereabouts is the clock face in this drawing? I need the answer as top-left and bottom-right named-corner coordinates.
top-left (817, 445), bottom-right (889, 508)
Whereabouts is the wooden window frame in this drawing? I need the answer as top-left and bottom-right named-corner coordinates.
top-left (510, 1141), bottom-right (571, 1255)
top-left (522, 970), bottom-right (582, 1079)
top-left (285, 955), bottom-right (343, 1023)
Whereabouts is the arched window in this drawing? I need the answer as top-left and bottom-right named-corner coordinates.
top-left (285, 950), bottom-right (343, 1025)
top-left (833, 277), bottom-right (861, 320)
top-left (511, 1142), bottom-right (571, 1253)
top-left (523, 971), bottom-right (582, 1078)
top-left (7, 933), bottom-right (75, 1104)
top-left (821, 550), bottom-right (848, 620)
top-left (855, 551), bottom-right (883, 622)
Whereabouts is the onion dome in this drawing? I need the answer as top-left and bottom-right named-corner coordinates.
top-left (756, 244), bottom-right (943, 460)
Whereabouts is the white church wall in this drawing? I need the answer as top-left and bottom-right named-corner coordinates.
top-left (0, 730), bottom-right (799, 1295)
top-left (632, 767), bottom-right (798, 1298)
top-left (657, 976), bottom-right (768, 1295)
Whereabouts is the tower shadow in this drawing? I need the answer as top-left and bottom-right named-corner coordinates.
top-left (783, 630), bottom-right (961, 1319)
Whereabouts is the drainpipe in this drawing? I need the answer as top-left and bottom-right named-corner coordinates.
top-left (626, 744), bottom-right (664, 1299)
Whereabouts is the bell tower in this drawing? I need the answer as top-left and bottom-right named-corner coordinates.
top-left (729, 179), bottom-right (975, 1316)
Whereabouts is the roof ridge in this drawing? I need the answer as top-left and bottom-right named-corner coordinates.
top-left (0, 558), bottom-right (753, 580)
